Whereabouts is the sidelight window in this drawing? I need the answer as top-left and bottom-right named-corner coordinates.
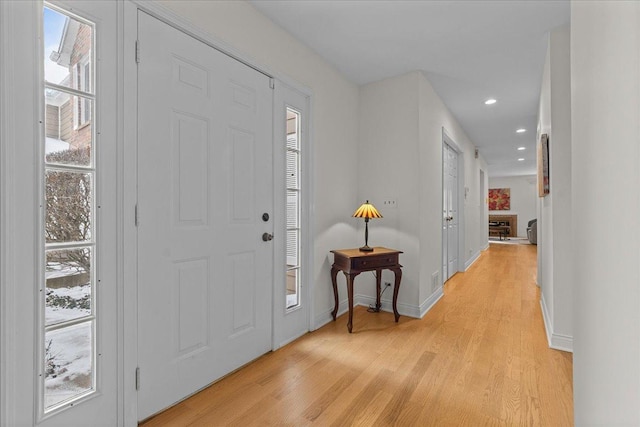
top-left (286, 108), bottom-right (302, 310)
top-left (42, 3), bottom-right (96, 412)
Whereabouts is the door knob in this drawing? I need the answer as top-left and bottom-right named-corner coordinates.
top-left (262, 233), bottom-right (273, 242)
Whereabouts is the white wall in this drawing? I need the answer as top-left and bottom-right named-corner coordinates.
top-left (357, 71), bottom-right (488, 315)
top-left (157, 0), bottom-right (361, 326)
top-left (548, 26), bottom-right (573, 347)
top-left (358, 72), bottom-right (421, 307)
top-left (571, 1), bottom-right (640, 424)
top-left (538, 37), bottom-right (554, 330)
top-left (488, 175), bottom-right (537, 237)
top-left (537, 26), bottom-right (573, 352)
top-left (162, 0), bottom-right (491, 324)
top-left (418, 72), bottom-right (489, 290)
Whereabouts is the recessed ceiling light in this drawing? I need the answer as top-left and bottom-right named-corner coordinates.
top-left (518, 158), bottom-right (525, 161)
top-left (484, 98), bottom-right (497, 105)
top-left (516, 128), bottom-right (526, 133)
top-left (517, 147), bottom-right (526, 151)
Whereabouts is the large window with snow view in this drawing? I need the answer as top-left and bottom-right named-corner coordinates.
top-left (42, 3), bottom-right (96, 412)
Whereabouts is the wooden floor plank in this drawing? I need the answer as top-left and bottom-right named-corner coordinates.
top-left (141, 243), bottom-right (573, 426)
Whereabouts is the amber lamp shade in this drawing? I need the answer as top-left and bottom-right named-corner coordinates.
top-left (352, 200), bottom-right (382, 252)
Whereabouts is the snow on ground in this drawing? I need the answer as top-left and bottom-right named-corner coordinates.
top-left (45, 262), bottom-right (77, 280)
top-left (45, 137), bottom-right (70, 155)
top-left (46, 283), bottom-right (91, 324)
top-left (44, 285), bottom-right (93, 408)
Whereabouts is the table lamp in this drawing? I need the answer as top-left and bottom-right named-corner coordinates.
top-left (352, 200), bottom-right (382, 252)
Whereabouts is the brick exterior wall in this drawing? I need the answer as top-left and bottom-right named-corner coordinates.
top-left (46, 20), bottom-right (93, 152)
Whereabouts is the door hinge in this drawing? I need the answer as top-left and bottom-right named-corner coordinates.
top-left (134, 204), bottom-right (139, 227)
top-left (135, 367), bottom-right (140, 390)
top-left (269, 78), bottom-right (275, 89)
top-left (135, 40), bottom-right (140, 64)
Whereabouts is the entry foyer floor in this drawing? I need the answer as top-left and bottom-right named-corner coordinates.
top-left (142, 243), bottom-right (573, 426)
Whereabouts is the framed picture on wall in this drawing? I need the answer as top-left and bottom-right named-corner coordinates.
top-left (488, 188), bottom-right (510, 210)
top-left (538, 133), bottom-right (550, 197)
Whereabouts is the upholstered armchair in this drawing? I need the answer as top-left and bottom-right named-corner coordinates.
top-left (527, 219), bottom-right (537, 245)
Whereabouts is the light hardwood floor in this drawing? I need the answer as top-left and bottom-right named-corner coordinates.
top-left (141, 243), bottom-right (573, 426)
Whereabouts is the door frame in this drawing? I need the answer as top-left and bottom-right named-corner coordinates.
top-left (441, 128), bottom-right (466, 284)
top-left (1, 3), bottom-right (42, 422)
top-left (479, 168), bottom-right (488, 250)
top-left (122, 2), bottom-right (315, 423)
top-left (1, 1), bottom-right (123, 424)
top-left (272, 83), bottom-right (314, 349)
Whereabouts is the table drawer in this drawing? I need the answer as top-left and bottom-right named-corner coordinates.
top-left (352, 254), bottom-right (398, 270)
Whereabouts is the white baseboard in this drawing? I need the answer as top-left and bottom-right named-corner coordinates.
top-left (314, 288), bottom-right (447, 329)
top-left (540, 295), bottom-right (573, 353)
top-left (419, 287), bottom-right (444, 318)
top-left (482, 242), bottom-right (490, 251)
top-left (549, 332), bottom-right (573, 352)
top-left (314, 298), bottom-right (349, 330)
top-left (355, 294), bottom-right (422, 319)
top-left (464, 250), bottom-right (481, 270)
top-left (540, 294), bottom-right (552, 342)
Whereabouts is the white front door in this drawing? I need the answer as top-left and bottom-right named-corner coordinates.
top-left (442, 142), bottom-right (459, 281)
top-left (136, 12), bottom-right (274, 420)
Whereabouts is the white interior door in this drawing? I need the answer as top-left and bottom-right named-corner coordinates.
top-left (136, 11), bottom-right (273, 420)
top-left (480, 169), bottom-right (486, 245)
top-left (442, 142), bottom-right (459, 281)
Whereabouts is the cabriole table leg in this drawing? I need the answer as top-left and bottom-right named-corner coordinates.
top-left (391, 267), bottom-right (402, 322)
top-left (330, 265), bottom-right (339, 320)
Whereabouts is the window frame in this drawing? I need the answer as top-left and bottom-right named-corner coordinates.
top-left (72, 53), bottom-right (92, 129)
top-left (40, 2), bottom-right (98, 416)
top-left (285, 107), bottom-right (302, 312)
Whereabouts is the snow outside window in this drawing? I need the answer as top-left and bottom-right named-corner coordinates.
top-left (42, 3), bottom-right (96, 414)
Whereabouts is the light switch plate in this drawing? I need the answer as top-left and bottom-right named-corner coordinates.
top-left (381, 198), bottom-right (397, 209)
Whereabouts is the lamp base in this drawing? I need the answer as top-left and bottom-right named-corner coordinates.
top-left (359, 245), bottom-right (374, 252)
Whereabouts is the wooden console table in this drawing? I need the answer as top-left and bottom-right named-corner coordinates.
top-left (489, 214), bottom-right (517, 238)
top-left (489, 225), bottom-right (510, 240)
top-left (330, 247), bottom-right (403, 333)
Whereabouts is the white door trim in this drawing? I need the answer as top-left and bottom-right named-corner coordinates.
top-left (2, 1), bottom-right (123, 424)
top-left (272, 82), bottom-right (313, 349)
top-left (0, 3), bottom-right (25, 424)
top-left (442, 128), bottom-right (466, 282)
top-left (479, 168), bottom-right (489, 251)
top-left (122, 3), bottom-right (138, 424)
top-left (129, 1), bottom-right (312, 97)
top-left (1, 1), bottom-right (9, 422)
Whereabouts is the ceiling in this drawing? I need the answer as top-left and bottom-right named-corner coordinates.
top-left (250, 0), bottom-right (570, 177)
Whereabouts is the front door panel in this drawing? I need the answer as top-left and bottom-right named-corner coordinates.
top-left (136, 11), bottom-right (273, 420)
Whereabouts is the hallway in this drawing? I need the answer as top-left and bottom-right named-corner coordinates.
top-left (143, 244), bottom-right (573, 426)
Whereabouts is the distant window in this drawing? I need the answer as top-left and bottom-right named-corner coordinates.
top-left (73, 56), bottom-right (91, 128)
